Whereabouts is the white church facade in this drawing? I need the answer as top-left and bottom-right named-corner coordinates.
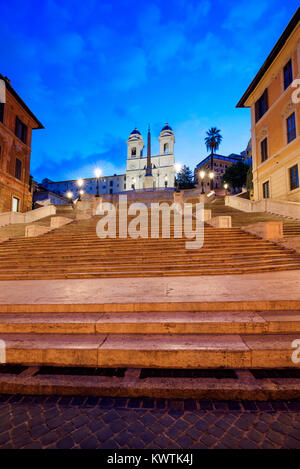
top-left (126, 124), bottom-right (175, 190)
top-left (41, 124), bottom-right (176, 198)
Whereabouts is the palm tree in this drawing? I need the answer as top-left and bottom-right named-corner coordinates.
top-left (205, 127), bottom-right (223, 190)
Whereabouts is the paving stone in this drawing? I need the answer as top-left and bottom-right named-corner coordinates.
top-left (2, 395), bottom-right (300, 449)
top-left (238, 438), bottom-right (258, 449)
top-left (138, 413), bottom-right (157, 426)
top-left (72, 426), bottom-right (91, 444)
top-left (195, 419), bottom-right (210, 432)
top-left (87, 419), bottom-right (104, 433)
top-left (95, 426), bottom-right (114, 442)
top-left (176, 435), bottom-right (194, 447)
top-left (283, 436), bottom-right (300, 449)
top-left (247, 429), bottom-right (263, 443)
top-left (30, 424), bottom-right (49, 439)
top-left (200, 433), bottom-right (218, 448)
top-left (139, 430), bottom-right (156, 444)
top-left (102, 410), bottom-right (119, 423)
top-left (80, 436), bottom-right (98, 449)
top-left (40, 431), bottom-right (60, 446)
top-left (267, 430), bottom-right (283, 445)
top-left (114, 430), bottom-right (132, 447)
top-left (56, 436), bottom-right (75, 449)
top-left (0, 432), bottom-right (10, 445)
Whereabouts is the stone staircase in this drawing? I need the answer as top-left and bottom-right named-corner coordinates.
top-left (208, 197), bottom-right (300, 236)
top-left (0, 196), bottom-right (300, 394)
top-left (0, 206), bottom-right (300, 280)
top-left (0, 301), bottom-right (300, 371)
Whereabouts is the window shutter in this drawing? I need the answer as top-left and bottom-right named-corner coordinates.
top-left (255, 101), bottom-right (259, 123)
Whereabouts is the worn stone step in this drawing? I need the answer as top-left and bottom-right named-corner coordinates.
top-left (0, 310), bottom-right (300, 335)
top-left (0, 332), bottom-right (298, 369)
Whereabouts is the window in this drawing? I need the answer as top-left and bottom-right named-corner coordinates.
top-left (15, 158), bottom-right (22, 180)
top-left (15, 117), bottom-right (28, 144)
top-left (263, 181), bottom-right (270, 199)
top-left (131, 147), bottom-right (136, 156)
top-left (0, 103), bottom-right (4, 123)
top-left (12, 197), bottom-right (19, 212)
top-left (289, 165), bottom-right (299, 191)
top-left (164, 143), bottom-right (169, 154)
top-left (255, 89), bottom-right (268, 123)
top-left (287, 113), bottom-right (296, 143)
top-left (261, 138), bottom-right (268, 162)
top-left (284, 59), bottom-right (293, 90)
top-left (109, 180), bottom-right (113, 187)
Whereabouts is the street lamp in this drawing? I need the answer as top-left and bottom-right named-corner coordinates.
top-left (209, 171), bottom-right (214, 191)
top-left (224, 183), bottom-right (229, 195)
top-left (66, 191), bottom-right (73, 204)
top-left (174, 163), bottom-right (182, 192)
top-left (199, 170), bottom-right (205, 194)
top-left (77, 179), bottom-right (84, 201)
top-left (94, 168), bottom-right (102, 198)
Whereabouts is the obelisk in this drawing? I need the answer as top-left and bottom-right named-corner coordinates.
top-left (144, 125), bottom-right (154, 189)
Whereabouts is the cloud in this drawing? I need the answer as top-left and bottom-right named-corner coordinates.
top-left (223, 0), bottom-right (270, 30)
top-left (111, 47), bottom-right (148, 91)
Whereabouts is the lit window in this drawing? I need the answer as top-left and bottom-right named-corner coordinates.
top-left (263, 181), bottom-right (270, 199)
top-left (284, 59), bottom-right (293, 90)
top-left (287, 113), bottom-right (296, 143)
top-left (289, 165), bottom-right (299, 191)
top-left (261, 138), bottom-right (268, 162)
top-left (255, 89), bottom-right (268, 123)
top-left (15, 117), bottom-right (28, 144)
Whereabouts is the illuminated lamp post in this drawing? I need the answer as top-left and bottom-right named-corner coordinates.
top-left (199, 170), bottom-right (205, 194)
top-left (77, 179), bottom-right (84, 201)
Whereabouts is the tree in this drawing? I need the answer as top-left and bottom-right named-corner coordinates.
top-left (221, 162), bottom-right (250, 190)
top-left (176, 165), bottom-right (195, 189)
top-left (204, 127), bottom-right (223, 189)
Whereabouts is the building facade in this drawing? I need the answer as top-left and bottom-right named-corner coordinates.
top-left (194, 153), bottom-right (243, 191)
top-left (0, 75), bottom-right (43, 213)
top-left (42, 124), bottom-right (176, 198)
top-left (125, 124), bottom-right (175, 190)
top-left (237, 9), bottom-right (300, 202)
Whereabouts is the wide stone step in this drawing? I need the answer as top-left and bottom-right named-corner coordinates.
top-left (0, 262), bottom-right (299, 279)
top-left (0, 310), bottom-right (300, 334)
top-left (0, 332), bottom-right (298, 369)
top-left (1, 257), bottom-right (299, 275)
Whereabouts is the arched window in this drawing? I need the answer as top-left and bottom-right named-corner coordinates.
top-left (164, 143), bottom-right (169, 154)
top-left (131, 147), bottom-right (136, 156)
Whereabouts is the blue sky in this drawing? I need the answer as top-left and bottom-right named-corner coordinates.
top-left (1, 0), bottom-right (299, 182)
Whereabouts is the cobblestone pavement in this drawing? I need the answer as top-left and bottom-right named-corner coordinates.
top-left (1, 395), bottom-right (300, 449)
